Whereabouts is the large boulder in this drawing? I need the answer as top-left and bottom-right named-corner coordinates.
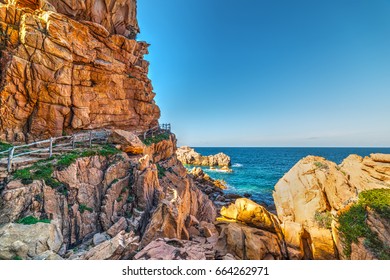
top-left (340, 154), bottom-right (390, 192)
top-left (273, 154), bottom-right (390, 260)
top-left (273, 156), bottom-right (355, 259)
top-left (220, 198), bottom-right (278, 232)
top-left (0, 222), bottom-right (63, 259)
top-left (215, 222), bottom-right (287, 260)
top-left (80, 231), bottom-right (139, 260)
top-left (134, 238), bottom-right (211, 260)
top-left (108, 129), bottom-right (145, 154)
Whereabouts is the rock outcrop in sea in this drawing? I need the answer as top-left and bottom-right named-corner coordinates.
top-left (176, 146), bottom-right (231, 169)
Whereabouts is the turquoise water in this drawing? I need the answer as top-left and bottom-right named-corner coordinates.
top-left (192, 147), bottom-right (390, 207)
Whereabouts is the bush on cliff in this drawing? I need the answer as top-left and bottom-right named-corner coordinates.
top-left (338, 189), bottom-right (390, 259)
top-left (0, 141), bottom-right (12, 152)
top-left (143, 133), bottom-right (170, 146)
top-left (13, 145), bottom-right (121, 190)
top-left (16, 215), bottom-right (51, 225)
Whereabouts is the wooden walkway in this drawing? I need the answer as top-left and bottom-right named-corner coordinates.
top-left (0, 124), bottom-right (171, 174)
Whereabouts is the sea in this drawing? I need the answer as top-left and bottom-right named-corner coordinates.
top-left (188, 147), bottom-right (390, 208)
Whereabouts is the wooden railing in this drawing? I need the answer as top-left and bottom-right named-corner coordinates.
top-left (0, 124), bottom-right (171, 173)
top-left (141, 123), bottom-right (171, 140)
top-left (0, 130), bottom-right (110, 173)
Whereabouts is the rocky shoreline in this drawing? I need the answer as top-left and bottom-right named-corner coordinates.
top-left (0, 0), bottom-right (389, 260)
top-left (0, 130), bottom-right (389, 260)
top-left (176, 146), bottom-right (232, 172)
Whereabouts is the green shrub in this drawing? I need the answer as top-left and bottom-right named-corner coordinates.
top-left (314, 211), bottom-right (332, 229)
top-left (97, 145), bottom-right (120, 156)
top-left (13, 163), bottom-right (65, 189)
top-left (143, 133), bottom-right (170, 146)
top-left (12, 255), bottom-right (23, 260)
top-left (56, 153), bottom-right (80, 170)
top-left (16, 216), bottom-right (51, 225)
top-left (126, 195), bottom-right (134, 203)
top-left (157, 164), bottom-right (167, 178)
top-left (338, 189), bottom-right (390, 259)
top-left (79, 204), bottom-right (93, 214)
top-left (314, 161), bottom-right (329, 170)
top-left (359, 189), bottom-right (390, 220)
top-left (0, 141), bottom-right (12, 152)
top-left (55, 146), bottom-right (120, 170)
top-left (14, 168), bottom-right (34, 185)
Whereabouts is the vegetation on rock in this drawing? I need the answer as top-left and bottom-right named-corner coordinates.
top-left (16, 216), bottom-right (51, 225)
top-left (0, 141), bottom-right (12, 152)
top-left (157, 164), bottom-right (167, 178)
top-left (143, 133), bottom-right (170, 146)
top-left (359, 189), bottom-right (390, 220)
top-left (338, 189), bottom-right (390, 259)
top-left (79, 204), bottom-right (93, 214)
top-left (12, 145), bottom-right (121, 196)
top-left (314, 211), bottom-right (333, 229)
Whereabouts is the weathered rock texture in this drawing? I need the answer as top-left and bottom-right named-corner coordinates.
top-left (0, 0), bottom-right (159, 142)
top-left (273, 154), bottom-right (390, 260)
top-left (46, 0), bottom-right (139, 38)
top-left (0, 222), bottom-right (63, 259)
top-left (0, 153), bottom-right (134, 246)
top-left (134, 238), bottom-right (212, 260)
top-left (176, 146), bottom-right (231, 167)
top-left (0, 133), bottom-right (220, 259)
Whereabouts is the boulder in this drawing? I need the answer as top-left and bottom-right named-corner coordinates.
top-left (107, 217), bottom-right (128, 238)
top-left (0, 222), bottom-right (63, 260)
top-left (81, 231), bottom-right (139, 260)
top-left (93, 233), bottom-right (110, 246)
top-left (215, 222), bottom-right (287, 260)
top-left (134, 238), bottom-right (209, 260)
top-left (220, 198), bottom-right (279, 233)
top-left (108, 129), bottom-right (145, 154)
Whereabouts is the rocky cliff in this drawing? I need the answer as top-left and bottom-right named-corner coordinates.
top-left (1, 134), bottom-right (389, 259)
top-left (273, 154), bottom-right (390, 260)
top-left (0, 0), bottom-right (388, 261)
top-left (0, 0), bottom-right (159, 142)
top-left (0, 132), bottom-right (219, 259)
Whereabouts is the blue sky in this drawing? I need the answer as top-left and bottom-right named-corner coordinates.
top-left (137, 0), bottom-right (390, 147)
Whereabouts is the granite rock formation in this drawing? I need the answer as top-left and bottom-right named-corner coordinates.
top-left (273, 154), bottom-right (390, 260)
top-left (0, 133), bottom-right (219, 259)
top-left (0, 0), bottom-right (159, 142)
top-left (0, 0), bottom-right (389, 261)
top-left (176, 146), bottom-right (231, 168)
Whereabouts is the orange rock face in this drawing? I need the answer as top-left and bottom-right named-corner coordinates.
top-left (0, 0), bottom-right (160, 142)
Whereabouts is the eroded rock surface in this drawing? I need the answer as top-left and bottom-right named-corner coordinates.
top-left (273, 154), bottom-right (390, 260)
top-left (0, 0), bottom-right (159, 142)
top-left (0, 222), bottom-right (63, 259)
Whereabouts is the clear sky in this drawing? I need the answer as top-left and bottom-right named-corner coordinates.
top-left (137, 0), bottom-right (390, 147)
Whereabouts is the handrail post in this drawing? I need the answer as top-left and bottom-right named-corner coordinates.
top-left (89, 131), bottom-right (92, 148)
top-left (49, 137), bottom-right (53, 158)
top-left (7, 147), bottom-right (15, 173)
